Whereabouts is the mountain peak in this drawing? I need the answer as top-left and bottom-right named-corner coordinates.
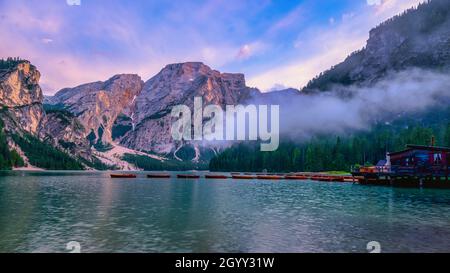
top-left (164, 61), bottom-right (206, 69)
top-left (160, 62), bottom-right (219, 80)
top-left (0, 58), bottom-right (42, 108)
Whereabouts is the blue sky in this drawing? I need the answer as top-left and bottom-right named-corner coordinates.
top-left (0, 0), bottom-right (423, 94)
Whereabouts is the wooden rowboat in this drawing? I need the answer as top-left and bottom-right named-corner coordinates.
top-left (285, 176), bottom-right (309, 180)
top-left (257, 175), bottom-right (284, 180)
top-left (177, 174), bottom-right (201, 179)
top-left (205, 175), bottom-right (230, 179)
top-left (312, 176), bottom-right (345, 182)
top-left (312, 176), bottom-right (333, 182)
top-left (147, 174), bottom-right (171, 178)
top-left (232, 175), bottom-right (255, 180)
top-left (332, 177), bottom-right (345, 182)
top-left (110, 174), bottom-right (137, 178)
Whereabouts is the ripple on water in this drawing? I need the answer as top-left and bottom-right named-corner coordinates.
top-left (0, 172), bottom-right (450, 252)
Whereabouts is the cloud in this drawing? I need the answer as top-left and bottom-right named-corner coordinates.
top-left (235, 42), bottom-right (267, 60)
top-left (266, 4), bottom-right (306, 35)
top-left (41, 38), bottom-right (54, 44)
top-left (236, 44), bottom-right (252, 59)
top-left (367, 0), bottom-right (383, 6)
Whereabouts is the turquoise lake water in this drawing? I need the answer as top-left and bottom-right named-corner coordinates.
top-left (0, 171), bottom-right (449, 253)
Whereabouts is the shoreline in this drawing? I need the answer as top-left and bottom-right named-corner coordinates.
top-left (12, 166), bottom-right (45, 171)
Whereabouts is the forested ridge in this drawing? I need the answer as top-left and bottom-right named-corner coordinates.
top-left (0, 120), bottom-right (24, 170)
top-left (10, 133), bottom-right (84, 170)
top-left (210, 109), bottom-right (450, 173)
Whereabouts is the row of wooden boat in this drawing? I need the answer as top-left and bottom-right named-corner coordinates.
top-left (291, 175), bottom-right (355, 183)
top-left (110, 173), bottom-right (225, 179)
top-left (110, 174), bottom-right (138, 179)
top-left (233, 174), bottom-right (356, 182)
top-left (110, 173), bottom-right (355, 182)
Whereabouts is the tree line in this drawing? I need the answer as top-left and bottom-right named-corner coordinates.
top-left (0, 120), bottom-right (25, 170)
top-left (10, 133), bottom-right (84, 170)
top-left (210, 122), bottom-right (450, 173)
top-left (0, 57), bottom-right (26, 70)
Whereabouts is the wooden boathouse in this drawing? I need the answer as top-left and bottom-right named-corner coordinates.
top-left (352, 144), bottom-right (450, 189)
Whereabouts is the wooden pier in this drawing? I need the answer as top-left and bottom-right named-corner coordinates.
top-left (352, 145), bottom-right (450, 189)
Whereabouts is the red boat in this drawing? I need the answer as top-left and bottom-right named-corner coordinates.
top-left (147, 174), bottom-right (171, 178)
top-left (285, 175), bottom-right (309, 180)
top-left (232, 175), bottom-right (255, 180)
top-left (343, 177), bottom-right (355, 183)
top-left (311, 176), bottom-right (331, 182)
top-left (257, 175), bottom-right (284, 180)
top-left (205, 175), bottom-right (230, 179)
top-left (312, 176), bottom-right (345, 182)
top-left (110, 174), bottom-right (137, 179)
top-left (332, 177), bottom-right (346, 182)
top-left (177, 174), bottom-right (201, 179)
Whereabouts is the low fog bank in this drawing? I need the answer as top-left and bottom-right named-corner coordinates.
top-left (252, 68), bottom-right (450, 140)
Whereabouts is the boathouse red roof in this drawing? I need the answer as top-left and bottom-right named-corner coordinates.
top-left (389, 145), bottom-right (450, 156)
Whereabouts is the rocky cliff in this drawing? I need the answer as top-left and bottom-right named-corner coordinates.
top-left (0, 59), bottom-right (92, 164)
top-left (49, 74), bottom-right (144, 145)
top-left (0, 60), bottom-right (44, 134)
top-left (37, 110), bottom-right (92, 159)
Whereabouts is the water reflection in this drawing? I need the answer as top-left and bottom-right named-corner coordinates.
top-left (0, 172), bottom-right (449, 253)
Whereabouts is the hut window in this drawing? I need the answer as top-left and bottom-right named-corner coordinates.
top-left (434, 153), bottom-right (442, 164)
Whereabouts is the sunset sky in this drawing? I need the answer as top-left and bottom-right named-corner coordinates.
top-left (0, 0), bottom-right (423, 94)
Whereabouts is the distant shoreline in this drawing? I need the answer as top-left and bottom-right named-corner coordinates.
top-left (12, 166), bottom-right (45, 171)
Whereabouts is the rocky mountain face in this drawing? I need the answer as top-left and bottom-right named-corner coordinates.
top-left (304, 0), bottom-right (450, 91)
top-left (0, 61), bottom-right (44, 134)
top-left (37, 110), bottom-right (92, 159)
top-left (0, 60), bottom-right (91, 161)
top-left (120, 62), bottom-right (260, 155)
top-left (49, 74), bottom-right (144, 145)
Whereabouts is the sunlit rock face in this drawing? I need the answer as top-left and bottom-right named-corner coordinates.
top-left (38, 111), bottom-right (92, 160)
top-left (0, 61), bottom-right (44, 134)
top-left (120, 62), bottom-right (260, 155)
top-left (7, 104), bottom-right (44, 134)
top-left (50, 74), bottom-right (144, 144)
top-left (0, 61), bottom-right (43, 107)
